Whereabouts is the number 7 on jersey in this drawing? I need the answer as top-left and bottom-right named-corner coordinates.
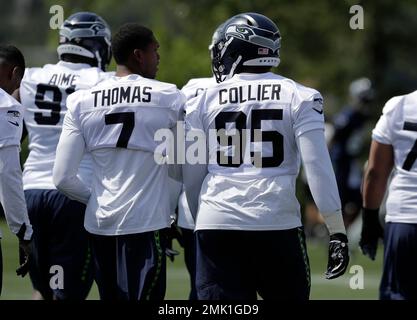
top-left (104, 112), bottom-right (135, 148)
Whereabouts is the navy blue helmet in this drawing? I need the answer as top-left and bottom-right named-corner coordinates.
top-left (211, 12), bottom-right (281, 83)
top-left (57, 12), bottom-right (112, 71)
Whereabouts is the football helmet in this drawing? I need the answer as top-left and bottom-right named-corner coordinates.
top-left (57, 12), bottom-right (112, 71)
top-left (209, 22), bottom-right (225, 59)
top-left (349, 77), bottom-right (374, 104)
top-left (211, 12), bottom-right (281, 83)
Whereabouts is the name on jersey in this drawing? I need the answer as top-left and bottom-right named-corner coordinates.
top-left (91, 86), bottom-right (152, 107)
top-left (219, 84), bottom-right (281, 105)
top-left (49, 73), bottom-right (79, 87)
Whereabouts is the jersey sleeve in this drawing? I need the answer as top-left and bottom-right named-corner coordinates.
top-left (183, 92), bottom-right (208, 218)
top-left (297, 129), bottom-right (342, 214)
top-left (63, 91), bottom-right (83, 131)
top-left (0, 145), bottom-right (33, 240)
top-left (292, 91), bottom-right (325, 138)
top-left (0, 99), bottom-right (23, 148)
top-left (372, 96), bottom-right (403, 145)
top-left (181, 79), bottom-right (199, 101)
top-left (53, 92), bottom-right (91, 204)
top-left (170, 90), bottom-right (186, 124)
top-left (166, 90), bottom-right (186, 181)
top-left (184, 93), bottom-right (205, 134)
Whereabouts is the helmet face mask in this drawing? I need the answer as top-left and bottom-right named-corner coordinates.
top-left (57, 12), bottom-right (112, 71)
top-left (211, 13), bottom-right (281, 83)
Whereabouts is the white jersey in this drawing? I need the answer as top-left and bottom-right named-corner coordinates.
top-left (185, 72), bottom-right (325, 231)
top-left (181, 77), bottom-right (216, 100)
top-left (0, 88), bottom-right (23, 148)
top-left (64, 74), bottom-right (184, 235)
top-left (372, 90), bottom-right (417, 224)
top-left (0, 88), bottom-right (33, 240)
top-left (19, 61), bottom-right (109, 190)
top-left (177, 77), bottom-right (216, 229)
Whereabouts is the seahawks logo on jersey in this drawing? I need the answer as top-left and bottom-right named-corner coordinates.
top-left (7, 110), bottom-right (20, 127)
top-left (312, 97), bottom-right (324, 114)
top-left (7, 110), bottom-right (20, 117)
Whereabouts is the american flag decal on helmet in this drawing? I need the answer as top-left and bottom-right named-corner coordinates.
top-left (258, 47), bottom-right (269, 55)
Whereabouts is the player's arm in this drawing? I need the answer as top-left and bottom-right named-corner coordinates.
top-left (359, 140), bottom-right (393, 260)
top-left (362, 140), bottom-right (393, 208)
top-left (0, 145), bottom-right (33, 277)
top-left (182, 95), bottom-right (208, 221)
top-left (183, 150), bottom-right (207, 221)
top-left (361, 96), bottom-right (396, 208)
top-left (294, 93), bottom-right (346, 234)
top-left (297, 129), bottom-right (346, 233)
top-left (297, 128), bottom-right (349, 279)
top-left (359, 96), bottom-right (398, 260)
top-left (53, 109), bottom-right (91, 204)
top-left (0, 145), bottom-right (33, 240)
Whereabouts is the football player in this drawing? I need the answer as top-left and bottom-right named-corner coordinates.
top-left (53, 23), bottom-right (185, 300)
top-left (360, 91), bottom-right (417, 299)
top-left (0, 45), bottom-right (33, 296)
top-left (18, 12), bottom-right (112, 300)
top-left (329, 78), bottom-right (374, 228)
top-left (183, 12), bottom-right (349, 300)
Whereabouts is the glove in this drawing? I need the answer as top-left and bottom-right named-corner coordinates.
top-left (325, 233), bottom-right (349, 280)
top-left (164, 220), bottom-right (184, 262)
top-left (359, 207), bottom-right (383, 260)
top-left (16, 238), bottom-right (32, 277)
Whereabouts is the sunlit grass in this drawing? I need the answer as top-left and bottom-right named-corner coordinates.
top-left (0, 219), bottom-right (382, 300)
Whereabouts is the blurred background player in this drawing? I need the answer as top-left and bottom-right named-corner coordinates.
top-left (53, 23), bottom-right (184, 300)
top-left (172, 24), bottom-right (220, 301)
top-left (329, 77), bottom-right (375, 228)
top-left (0, 44), bottom-right (33, 296)
top-left (360, 90), bottom-right (417, 300)
top-left (184, 12), bottom-right (349, 300)
top-left (18, 12), bottom-right (112, 300)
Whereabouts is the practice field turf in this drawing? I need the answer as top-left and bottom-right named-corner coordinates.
top-left (0, 219), bottom-right (383, 300)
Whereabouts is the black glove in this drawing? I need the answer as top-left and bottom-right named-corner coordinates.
top-left (359, 207), bottom-right (383, 260)
top-left (164, 221), bottom-right (184, 262)
top-left (325, 233), bottom-right (349, 280)
top-left (16, 238), bottom-right (32, 277)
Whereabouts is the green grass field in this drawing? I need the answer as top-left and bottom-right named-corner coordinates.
top-left (0, 219), bottom-right (382, 300)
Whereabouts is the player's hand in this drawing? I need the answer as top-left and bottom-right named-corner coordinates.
top-left (16, 239), bottom-right (32, 277)
top-left (359, 207), bottom-right (383, 260)
top-left (325, 233), bottom-right (349, 280)
top-left (163, 222), bottom-right (184, 262)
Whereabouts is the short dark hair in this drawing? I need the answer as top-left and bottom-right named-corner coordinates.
top-left (112, 23), bottom-right (155, 64)
top-left (0, 44), bottom-right (25, 76)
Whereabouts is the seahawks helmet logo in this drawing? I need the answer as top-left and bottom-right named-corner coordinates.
top-left (91, 24), bottom-right (105, 35)
top-left (227, 26), bottom-right (254, 41)
top-left (225, 24), bottom-right (281, 51)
